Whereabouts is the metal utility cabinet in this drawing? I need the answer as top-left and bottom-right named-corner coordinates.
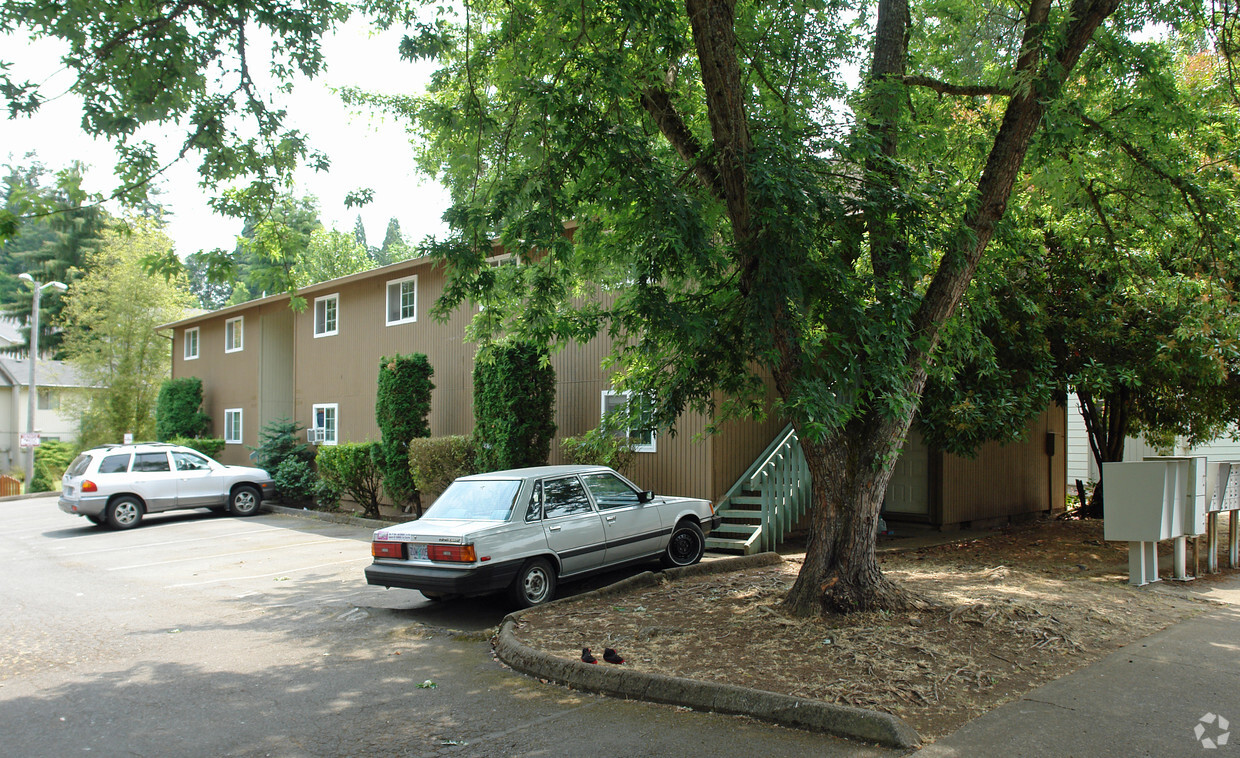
top-left (1102, 457), bottom-right (1207, 586)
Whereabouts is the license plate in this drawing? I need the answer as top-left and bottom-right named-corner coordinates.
top-left (408, 544), bottom-right (428, 561)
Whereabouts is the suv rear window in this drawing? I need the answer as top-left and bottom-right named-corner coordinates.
top-left (65, 454), bottom-right (93, 477)
top-left (98, 454), bottom-right (132, 474)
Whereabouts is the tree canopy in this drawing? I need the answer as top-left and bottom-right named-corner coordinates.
top-left (4, 0), bottom-right (1237, 615)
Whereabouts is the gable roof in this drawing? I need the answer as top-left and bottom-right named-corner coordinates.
top-left (0, 357), bottom-right (97, 389)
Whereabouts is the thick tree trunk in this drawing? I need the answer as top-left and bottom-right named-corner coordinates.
top-left (1076, 388), bottom-right (1129, 518)
top-left (782, 414), bottom-right (927, 616)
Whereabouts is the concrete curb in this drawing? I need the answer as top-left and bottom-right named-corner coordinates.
top-left (261, 503), bottom-right (395, 531)
top-left (495, 552), bottom-right (921, 749)
top-left (0, 491), bottom-right (59, 503)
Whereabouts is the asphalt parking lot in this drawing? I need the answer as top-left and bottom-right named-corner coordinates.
top-left (1, 497), bottom-right (893, 758)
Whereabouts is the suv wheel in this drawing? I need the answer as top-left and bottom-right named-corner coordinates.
top-left (106, 496), bottom-right (144, 530)
top-left (228, 485), bottom-right (262, 517)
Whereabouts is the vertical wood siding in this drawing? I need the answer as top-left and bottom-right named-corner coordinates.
top-left (938, 404), bottom-right (1067, 526)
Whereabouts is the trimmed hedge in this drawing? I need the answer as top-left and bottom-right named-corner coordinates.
top-left (473, 341), bottom-right (556, 472)
top-left (155, 378), bottom-right (211, 441)
top-left (376, 353), bottom-right (434, 516)
top-left (169, 436), bottom-right (225, 458)
top-left (408, 436), bottom-right (477, 498)
top-left (317, 442), bottom-right (385, 519)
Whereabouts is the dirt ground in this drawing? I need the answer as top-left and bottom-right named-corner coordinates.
top-left (510, 518), bottom-right (1238, 740)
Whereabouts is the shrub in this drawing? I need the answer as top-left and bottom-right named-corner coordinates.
top-left (473, 340), bottom-right (556, 472)
top-left (169, 437), bottom-right (225, 458)
top-left (317, 442), bottom-right (385, 519)
top-left (155, 378), bottom-right (211, 441)
top-left (408, 436), bottom-right (477, 498)
top-left (30, 440), bottom-right (79, 493)
top-left (250, 419), bottom-right (318, 506)
top-left (376, 353), bottom-right (434, 516)
top-left (560, 428), bottom-right (636, 474)
top-left (272, 457), bottom-right (320, 508)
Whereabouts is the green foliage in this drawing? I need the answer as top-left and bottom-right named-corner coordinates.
top-left (292, 227), bottom-right (374, 288)
top-left (155, 378), bottom-right (211, 441)
top-left (61, 219), bottom-right (195, 448)
top-left (273, 457), bottom-right (321, 509)
top-left (30, 440), bottom-right (78, 493)
top-left (408, 436), bottom-right (477, 497)
top-left (375, 353), bottom-right (434, 516)
top-left (316, 442), bottom-right (385, 519)
top-left (473, 341), bottom-right (556, 472)
top-left (169, 437), bottom-right (226, 459)
top-left (560, 429), bottom-right (636, 475)
top-left (250, 418), bottom-right (315, 470)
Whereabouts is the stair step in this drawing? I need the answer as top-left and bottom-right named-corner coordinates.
top-left (730, 495), bottom-right (764, 506)
top-left (705, 537), bottom-right (755, 555)
top-left (711, 523), bottom-right (759, 537)
top-left (718, 509), bottom-right (763, 521)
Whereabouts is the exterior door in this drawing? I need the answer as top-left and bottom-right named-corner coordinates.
top-left (131, 451), bottom-right (179, 511)
top-left (582, 472), bottom-right (664, 563)
top-left (172, 450), bottom-right (225, 507)
top-left (539, 476), bottom-right (606, 576)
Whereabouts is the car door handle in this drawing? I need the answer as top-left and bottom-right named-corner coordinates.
top-left (548, 526), bottom-right (562, 533)
top-left (605, 516), bottom-right (616, 523)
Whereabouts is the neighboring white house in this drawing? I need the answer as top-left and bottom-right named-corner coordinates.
top-left (1066, 392), bottom-right (1240, 501)
top-left (0, 356), bottom-right (92, 476)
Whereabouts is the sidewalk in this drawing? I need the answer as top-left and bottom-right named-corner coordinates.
top-left (915, 574), bottom-right (1240, 757)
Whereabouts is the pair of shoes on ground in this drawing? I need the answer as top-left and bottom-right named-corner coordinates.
top-left (581, 647), bottom-right (624, 665)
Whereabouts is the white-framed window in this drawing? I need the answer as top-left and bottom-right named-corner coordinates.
top-left (224, 316), bottom-right (244, 353)
top-left (386, 275), bottom-right (418, 326)
top-left (314, 294), bottom-right (339, 337)
top-left (224, 408), bottom-right (243, 444)
top-left (37, 388), bottom-right (59, 411)
top-left (601, 390), bottom-right (657, 453)
top-left (184, 327), bottom-right (200, 360)
top-left (312, 403), bottom-right (338, 445)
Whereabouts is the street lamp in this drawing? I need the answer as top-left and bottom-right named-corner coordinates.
top-left (18, 273), bottom-right (68, 491)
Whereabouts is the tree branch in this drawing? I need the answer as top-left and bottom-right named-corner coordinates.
top-left (639, 86), bottom-right (726, 200)
top-left (902, 75), bottom-right (1012, 97)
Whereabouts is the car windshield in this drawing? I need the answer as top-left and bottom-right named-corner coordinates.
top-left (423, 479), bottom-right (523, 521)
top-left (65, 454), bottom-right (93, 478)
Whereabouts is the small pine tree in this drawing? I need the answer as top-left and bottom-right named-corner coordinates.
top-left (473, 341), bottom-right (556, 472)
top-left (375, 354), bottom-right (434, 516)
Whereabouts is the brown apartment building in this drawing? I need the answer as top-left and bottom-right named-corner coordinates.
top-left (161, 255), bottom-right (1065, 535)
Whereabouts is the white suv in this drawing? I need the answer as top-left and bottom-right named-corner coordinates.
top-left (58, 442), bottom-right (274, 529)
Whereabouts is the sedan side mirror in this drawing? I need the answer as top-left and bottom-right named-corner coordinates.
top-left (638, 490), bottom-right (654, 503)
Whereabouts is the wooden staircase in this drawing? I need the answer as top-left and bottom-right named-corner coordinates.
top-left (706, 425), bottom-right (812, 555)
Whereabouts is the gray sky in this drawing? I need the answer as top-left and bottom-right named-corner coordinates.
top-left (0, 19), bottom-right (451, 258)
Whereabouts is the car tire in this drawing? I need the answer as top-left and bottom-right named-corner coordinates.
top-left (106, 496), bottom-right (144, 530)
top-left (508, 558), bottom-right (557, 609)
top-left (85, 513), bottom-right (105, 526)
top-left (661, 521), bottom-right (705, 568)
top-left (228, 485), bottom-right (262, 517)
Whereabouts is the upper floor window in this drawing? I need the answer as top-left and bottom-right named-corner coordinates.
top-left (37, 388), bottom-right (59, 411)
top-left (601, 390), bottom-right (657, 453)
top-left (224, 408), bottom-right (243, 444)
top-left (224, 316), bottom-right (244, 353)
top-left (314, 294), bottom-right (339, 337)
top-left (184, 327), bottom-right (200, 360)
top-left (386, 275), bottom-right (418, 326)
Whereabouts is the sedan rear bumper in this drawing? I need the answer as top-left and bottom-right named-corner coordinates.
top-left (365, 559), bottom-right (525, 596)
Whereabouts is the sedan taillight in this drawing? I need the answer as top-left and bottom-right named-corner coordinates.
top-left (371, 541), bottom-right (405, 559)
top-left (428, 544), bottom-right (477, 563)
top-left (81, 480), bottom-right (98, 493)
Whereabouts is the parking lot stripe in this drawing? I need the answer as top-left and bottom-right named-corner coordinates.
top-left (166, 557), bottom-right (368, 587)
top-left (106, 539), bottom-right (340, 571)
top-left (64, 525), bottom-right (314, 556)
